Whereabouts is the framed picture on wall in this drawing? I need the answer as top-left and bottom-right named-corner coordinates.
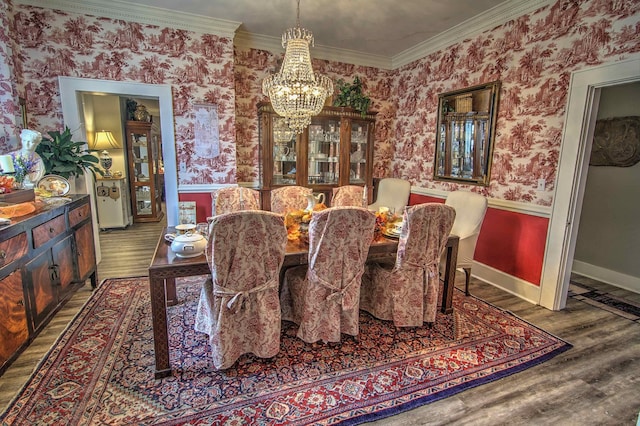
top-left (178, 201), bottom-right (197, 224)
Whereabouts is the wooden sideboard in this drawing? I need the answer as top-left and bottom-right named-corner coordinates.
top-left (0, 194), bottom-right (97, 375)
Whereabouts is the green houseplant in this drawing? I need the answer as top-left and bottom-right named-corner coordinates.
top-left (333, 76), bottom-right (371, 117)
top-left (36, 127), bottom-right (103, 180)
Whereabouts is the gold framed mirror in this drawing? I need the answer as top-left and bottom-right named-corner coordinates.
top-left (434, 81), bottom-right (500, 186)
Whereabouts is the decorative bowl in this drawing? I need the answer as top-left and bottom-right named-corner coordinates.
top-left (170, 232), bottom-right (206, 258)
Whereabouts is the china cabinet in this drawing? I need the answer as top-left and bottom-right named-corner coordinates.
top-left (0, 195), bottom-right (96, 375)
top-left (258, 103), bottom-right (376, 208)
top-left (125, 121), bottom-right (164, 222)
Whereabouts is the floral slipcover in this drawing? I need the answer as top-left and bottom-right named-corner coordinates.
top-left (270, 186), bottom-right (312, 214)
top-left (331, 185), bottom-right (367, 208)
top-left (360, 203), bottom-right (455, 326)
top-left (194, 210), bottom-right (287, 369)
top-left (280, 206), bottom-right (376, 343)
top-left (211, 187), bottom-right (261, 216)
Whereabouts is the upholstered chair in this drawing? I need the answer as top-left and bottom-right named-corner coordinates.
top-left (368, 178), bottom-right (411, 213)
top-left (194, 210), bottom-right (287, 370)
top-left (280, 206), bottom-right (376, 343)
top-left (331, 185), bottom-right (367, 207)
top-left (440, 191), bottom-right (488, 295)
top-left (360, 203), bottom-right (455, 327)
top-left (211, 186), bottom-right (261, 216)
top-left (270, 186), bottom-right (312, 214)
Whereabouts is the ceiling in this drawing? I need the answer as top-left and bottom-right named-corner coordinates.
top-left (119, 0), bottom-right (507, 57)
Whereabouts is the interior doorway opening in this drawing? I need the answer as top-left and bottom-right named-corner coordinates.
top-left (58, 77), bottom-right (178, 262)
top-left (539, 58), bottom-right (640, 310)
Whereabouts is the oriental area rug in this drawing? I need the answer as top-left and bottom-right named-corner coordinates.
top-left (1, 277), bottom-right (571, 425)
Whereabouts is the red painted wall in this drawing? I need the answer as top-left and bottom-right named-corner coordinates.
top-left (410, 193), bottom-right (548, 286)
top-left (178, 193), bottom-right (212, 223)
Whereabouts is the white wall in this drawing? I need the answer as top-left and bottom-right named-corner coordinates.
top-left (573, 82), bottom-right (640, 293)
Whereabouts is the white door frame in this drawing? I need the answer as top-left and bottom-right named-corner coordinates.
top-left (539, 58), bottom-right (640, 310)
top-left (59, 77), bottom-right (179, 262)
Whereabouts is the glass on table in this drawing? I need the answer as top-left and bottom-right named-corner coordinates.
top-left (196, 222), bottom-right (210, 239)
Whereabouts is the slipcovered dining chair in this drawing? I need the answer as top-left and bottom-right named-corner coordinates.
top-left (360, 203), bottom-right (455, 327)
top-left (331, 185), bottom-right (367, 207)
top-left (211, 186), bottom-right (261, 216)
top-left (194, 210), bottom-right (287, 370)
top-left (368, 178), bottom-right (411, 213)
top-left (270, 185), bottom-right (312, 214)
top-left (440, 191), bottom-right (488, 296)
top-left (280, 206), bottom-right (376, 343)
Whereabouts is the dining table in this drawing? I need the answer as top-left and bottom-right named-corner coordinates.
top-left (147, 226), bottom-right (459, 378)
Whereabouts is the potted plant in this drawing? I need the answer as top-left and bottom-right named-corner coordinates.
top-left (36, 127), bottom-right (103, 181)
top-left (333, 76), bottom-right (371, 117)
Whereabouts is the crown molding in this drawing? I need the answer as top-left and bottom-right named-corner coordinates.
top-left (392, 0), bottom-right (555, 69)
top-left (15, 0), bottom-right (241, 37)
top-left (16, 0), bottom-right (555, 69)
top-left (234, 31), bottom-right (392, 70)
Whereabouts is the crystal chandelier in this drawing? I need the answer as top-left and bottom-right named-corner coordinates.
top-left (262, 0), bottom-right (333, 134)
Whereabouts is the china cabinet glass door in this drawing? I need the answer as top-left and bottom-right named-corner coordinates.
top-left (307, 117), bottom-right (340, 185)
top-left (349, 120), bottom-right (369, 184)
top-left (271, 116), bottom-right (297, 186)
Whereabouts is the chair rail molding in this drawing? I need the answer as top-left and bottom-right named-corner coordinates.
top-left (411, 186), bottom-right (551, 218)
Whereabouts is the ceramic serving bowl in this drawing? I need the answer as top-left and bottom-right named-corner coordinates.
top-left (170, 232), bottom-right (206, 258)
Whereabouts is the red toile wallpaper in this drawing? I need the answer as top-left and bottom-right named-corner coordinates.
top-left (392, 0), bottom-right (640, 206)
top-left (10, 3), bottom-right (238, 186)
top-left (233, 46), bottom-right (397, 183)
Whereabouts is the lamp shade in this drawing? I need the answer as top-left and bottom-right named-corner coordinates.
top-left (91, 130), bottom-right (121, 150)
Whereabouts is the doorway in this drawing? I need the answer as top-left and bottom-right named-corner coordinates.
top-left (58, 77), bottom-right (179, 262)
top-left (539, 58), bottom-right (640, 310)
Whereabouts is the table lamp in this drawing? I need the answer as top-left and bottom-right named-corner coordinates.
top-left (91, 130), bottom-right (121, 177)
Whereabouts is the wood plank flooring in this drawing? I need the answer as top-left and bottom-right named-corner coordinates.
top-left (1, 218), bottom-right (639, 425)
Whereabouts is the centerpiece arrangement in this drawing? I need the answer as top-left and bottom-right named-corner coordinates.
top-left (284, 203), bottom-right (327, 241)
top-left (374, 207), bottom-right (403, 236)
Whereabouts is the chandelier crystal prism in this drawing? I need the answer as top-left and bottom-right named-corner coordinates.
top-left (262, 0), bottom-right (333, 134)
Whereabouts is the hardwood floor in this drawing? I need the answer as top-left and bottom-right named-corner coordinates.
top-left (1, 217), bottom-right (639, 425)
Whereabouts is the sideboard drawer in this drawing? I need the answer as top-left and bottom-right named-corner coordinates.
top-left (69, 203), bottom-right (90, 228)
top-left (32, 215), bottom-right (65, 248)
top-left (0, 233), bottom-right (28, 268)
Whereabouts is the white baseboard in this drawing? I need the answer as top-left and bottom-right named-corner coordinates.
top-left (471, 261), bottom-right (541, 306)
top-left (572, 260), bottom-right (640, 294)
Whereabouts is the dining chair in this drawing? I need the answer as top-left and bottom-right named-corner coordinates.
top-left (331, 185), bottom-right (367, 207)
top-left (194, 210), bottom-right (287, 369)
top-left (360, 203), bottom-right (455, 327)
top-left (440, 190), bottom-right (488, 296)
top-left (270, 185), bottom-right (312, 214)
top-left (280, 206), bottom-right (376, 343)
top-left (211, 186), bottom-right (261, 216)
top-left (368, 178), bottom-right (411, 213)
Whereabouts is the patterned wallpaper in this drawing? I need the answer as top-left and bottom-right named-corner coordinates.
top-left (392, 0), bottom-right (640, 206)
top-left (233, 46), bottom-right (396, 183)
top-left (0, 0), bottom-right (20, 153)
top-left (1, 0), bottom-right (639, 206)
top-left (8, 3), bottom-right (238, 185)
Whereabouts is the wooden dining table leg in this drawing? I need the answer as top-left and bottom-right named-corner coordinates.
top-left (149, 273), bottom-right (172, 378)
top-left (165, 277), bottom-right (178, 306)
top-left (441, 235), bottom-right (459, 314)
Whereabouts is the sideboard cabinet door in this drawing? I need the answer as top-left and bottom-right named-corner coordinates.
top-left (74, 221), bottom-right (95, 283)
top-left (0, 270), bottom-right (28, 367)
